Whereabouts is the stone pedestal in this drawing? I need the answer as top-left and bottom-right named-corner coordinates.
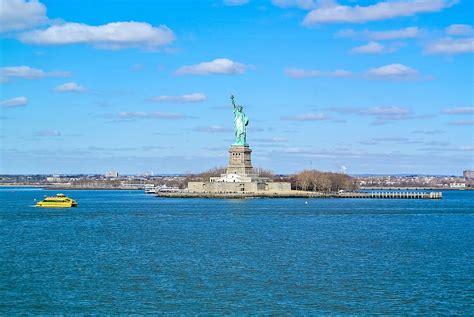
top-left (226, 145), bottom-right (253, 176)
top-left (187, 141), bottom-right (291, 195)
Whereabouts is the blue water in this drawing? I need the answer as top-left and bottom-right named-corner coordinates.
top-left (1, 188), bottom-right (473, 314)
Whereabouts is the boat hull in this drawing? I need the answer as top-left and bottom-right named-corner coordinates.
top-left (35, 202), bottom-right (77, 208)
top-left (35, 194), bottom-right (78, 208)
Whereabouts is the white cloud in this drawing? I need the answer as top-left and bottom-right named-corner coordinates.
top-left (175, 58), bottom-right (249, 75)
top-left (448, 120), bottom-right (474, 126)
top-left (54, 82), bottom-right (85, 92)
top-left (35, 129), bottom-right (61, 137)
top-left (254, 137), bottom-right (288, 143)
top-left (1, 65), bottom-right (70, 81)
top-left (148, 93), bottom-right (207, 103)
top-left (373, 136), bottom-right (410, 142)
top-left (442, 107), bottom-right (474, 114)
top-left (412, 129), bottom-right (444, 134)
top-left (223, 0), bottom-right (249, 6)
top-left (0, 0), bottom-right (48, 32)
top-left (287, 64), bottom-right (425, 80)
top-left (445, 24), bottom-right (473, 36)
top-left (369, 27), bottom-right (421, 40)
top-left (359, 107), bottom-right (412, 118)
top-left (272, 0), bottom-right (316, 10)
top-left (1, 66), bottom-right (43, 79)
top-left (366, 64), bottom-right (420, 80)
top-left (335, 29), bottom-right (359, 38)
top-left (303, 0), bottom-right (457, 25)
top-left (425, 37), bottom-right (474, 55)
top-left (424, 141), bottom-right (451, 146)
top-left (282, 112), bottom-right (328, 121)
top-left (336, 27), bottom-right (421, 40)
top-left (285, 68), bottom-right (351, 78)
top-left (19, 22), bottom-right (175, 49)
top-left (117, 112), bottom-right (189, 120)
top-left (192, 125), bottom-right (232, 133)
top-left (351, 41), bottom-right (385, 54)
top-left (330, 106), bottom-right (414, 121)
top-left (0, 96), bottom-right (28, 107)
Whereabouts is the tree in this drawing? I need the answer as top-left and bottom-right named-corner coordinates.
top-left (296, 170), bottom-right (313, 191)
top-left (294, 169), bottom-right (358, 193)
top-left (253, 167), bottom-right (274, 178)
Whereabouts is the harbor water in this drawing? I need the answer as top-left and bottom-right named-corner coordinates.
top-left (1, 188), bottom-right (473, 314)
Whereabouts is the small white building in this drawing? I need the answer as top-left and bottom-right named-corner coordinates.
top-left (449, 182), bottom-right (466, 188)
top-left (46, 174), bottom-right (61, 182)
top-left (211, 174), bottom-right (243, 183)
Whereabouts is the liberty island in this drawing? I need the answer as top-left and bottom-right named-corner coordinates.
top-left (158, 95), bottom-right (442, 199)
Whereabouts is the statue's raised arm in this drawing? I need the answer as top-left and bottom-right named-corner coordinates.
top-left (231, 94), bottom-right (237, 108)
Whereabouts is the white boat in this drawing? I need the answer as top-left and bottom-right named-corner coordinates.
top-left (144, 184), bottom-right (156, 194)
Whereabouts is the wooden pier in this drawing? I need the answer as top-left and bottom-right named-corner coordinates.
top-left (336, 191), bottom-right (442, 199)
top-left (156, 191), bottom-right (442, 199)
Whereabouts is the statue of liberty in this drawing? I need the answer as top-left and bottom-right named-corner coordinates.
top-left (231, 95), bottom-right (249, 146)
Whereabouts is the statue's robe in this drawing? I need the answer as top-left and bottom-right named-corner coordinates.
top-left (234, 109), bottom-right (249, 145)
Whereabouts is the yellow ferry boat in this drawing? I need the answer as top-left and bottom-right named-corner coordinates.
top-left (35, 193), bottom-right (78, 208)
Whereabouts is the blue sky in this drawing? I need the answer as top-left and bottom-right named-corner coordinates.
top-left (1, 0), bottom-right (473, 175)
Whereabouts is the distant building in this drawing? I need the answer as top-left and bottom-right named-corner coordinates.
top-left (46, 174), bottom-right (61, 182)
top-left (463, 170), bottom-right (474, 179)
top-left (105, 171), bottom-right (119, 178)
top-left (449, 182), bottom-right (466, 189)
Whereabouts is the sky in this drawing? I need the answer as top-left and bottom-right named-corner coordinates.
top-left (0, 0), bottom-right (473, 175)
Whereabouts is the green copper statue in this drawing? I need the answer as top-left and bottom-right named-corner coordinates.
top-left (231, 94), bottom-right (249, 146)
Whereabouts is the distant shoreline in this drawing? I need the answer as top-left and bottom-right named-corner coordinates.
top-left (0, 184), bottom-right (471, 191)
top-left (359, 187), bottom-right (472, 191)
top-left (0, 184), bottom-right (140, 190)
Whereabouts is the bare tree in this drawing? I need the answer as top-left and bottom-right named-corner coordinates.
top-left (253, 167), bottom-right (274, 178)
top-left (296, 170), bottom-right (313, 191)
top-left (294, 169), bottom-right (358, 193)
